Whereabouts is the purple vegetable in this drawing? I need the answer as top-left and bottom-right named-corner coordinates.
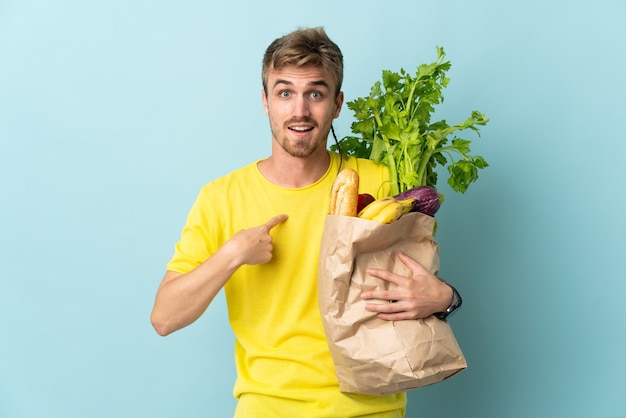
top-left (394, 186), bottom-right (441, 216)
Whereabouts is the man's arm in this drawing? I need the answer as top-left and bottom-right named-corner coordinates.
top-left (150, 214), bottom-right (288, 336)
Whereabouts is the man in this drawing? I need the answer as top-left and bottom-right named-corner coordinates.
top-left (151, 27), bottom-right (458, 417)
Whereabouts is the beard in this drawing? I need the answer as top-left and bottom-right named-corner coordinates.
top-left (270, 117), bottom-right (330, 158)
top-left (279, 136), bottom-right (325, 158)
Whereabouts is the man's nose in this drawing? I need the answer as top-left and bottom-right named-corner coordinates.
top-left (292, 95), bottom-right (311, 117)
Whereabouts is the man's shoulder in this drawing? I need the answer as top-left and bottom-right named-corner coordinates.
top-left (199, 160), bottom-right (260, 191)
top-left (337, 154), bottom-right (387, 175)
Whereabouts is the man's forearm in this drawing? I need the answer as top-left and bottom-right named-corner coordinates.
top-left (150, 247), bottom-right (240, 336)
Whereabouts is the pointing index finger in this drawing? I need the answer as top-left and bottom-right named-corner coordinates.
top-left (265, 214), bottom-right (288, 230)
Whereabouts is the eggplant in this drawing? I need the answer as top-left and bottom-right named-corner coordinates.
top-left (394, 186), bottom-right (440, 216)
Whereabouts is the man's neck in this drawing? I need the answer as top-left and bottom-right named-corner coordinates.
top-left (258, 150), bottom-right (331, 188)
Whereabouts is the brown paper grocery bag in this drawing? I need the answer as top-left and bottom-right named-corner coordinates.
top-left (317, 212), bottom-right (467, 395)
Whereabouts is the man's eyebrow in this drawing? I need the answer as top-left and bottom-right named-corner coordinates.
top-left (273, 79), bottom-right (293, 88)
top-left (310, 80), bottom-right (331, 89)
top-left (272, 79), bottom-right (331, 89)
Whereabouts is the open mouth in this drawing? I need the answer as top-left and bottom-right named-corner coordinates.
top-left (287, 117), bottom-right (316, 133)
top-left (288, 125), bottom-right (314, 133)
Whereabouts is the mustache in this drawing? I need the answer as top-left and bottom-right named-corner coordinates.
top-left (286, 117), bottom-right (317, 126)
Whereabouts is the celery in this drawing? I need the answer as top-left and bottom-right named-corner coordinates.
top-left (333, 47), bottom-right (490, 199)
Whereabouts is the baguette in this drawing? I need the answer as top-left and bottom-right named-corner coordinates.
top-left (330, 168), bottom-right (359, 216)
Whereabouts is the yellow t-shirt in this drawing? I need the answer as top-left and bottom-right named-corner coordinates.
top-left (167, 152), bottom-right (406, 417)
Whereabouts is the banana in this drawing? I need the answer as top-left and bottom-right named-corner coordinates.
top-left (397, 198), bottom-right (416, 215)
top-left (369, 201), bottom-right (404, 224)
top-left (357, 197), bottom-right (396, 220)
top-left (357, 197), bottom-right (406, 224)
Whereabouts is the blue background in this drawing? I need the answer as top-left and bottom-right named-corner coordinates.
top-left (1, 0), bottom-right (625, 417)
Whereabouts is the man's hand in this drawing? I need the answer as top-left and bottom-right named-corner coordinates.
top-left (360, 251), bottom-right (452, 321)
top-left (225, 214), bottom-right (288, 266)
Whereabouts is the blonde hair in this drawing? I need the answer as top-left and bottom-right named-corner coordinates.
top-left (262, 27), bottom-right (344, 96)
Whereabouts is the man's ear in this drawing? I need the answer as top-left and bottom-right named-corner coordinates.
top-left (334, 91), bottom-right (344, 119)
top-left (262, 88), bottom-right (269, 116)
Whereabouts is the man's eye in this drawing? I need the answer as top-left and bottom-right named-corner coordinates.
top-left (310, 91), bottom-right (322, 99)
top-left (279, 91), bottom-right (290, 98)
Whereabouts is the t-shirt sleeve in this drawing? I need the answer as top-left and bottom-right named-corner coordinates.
top-left (166, 187), bottom-right (215, 274)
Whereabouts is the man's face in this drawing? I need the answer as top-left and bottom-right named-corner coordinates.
top-left (262, 65), bottom-right (343, 159)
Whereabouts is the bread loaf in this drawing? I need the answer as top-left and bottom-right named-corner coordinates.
top-left (329, 168), bottom-right (359, 216)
